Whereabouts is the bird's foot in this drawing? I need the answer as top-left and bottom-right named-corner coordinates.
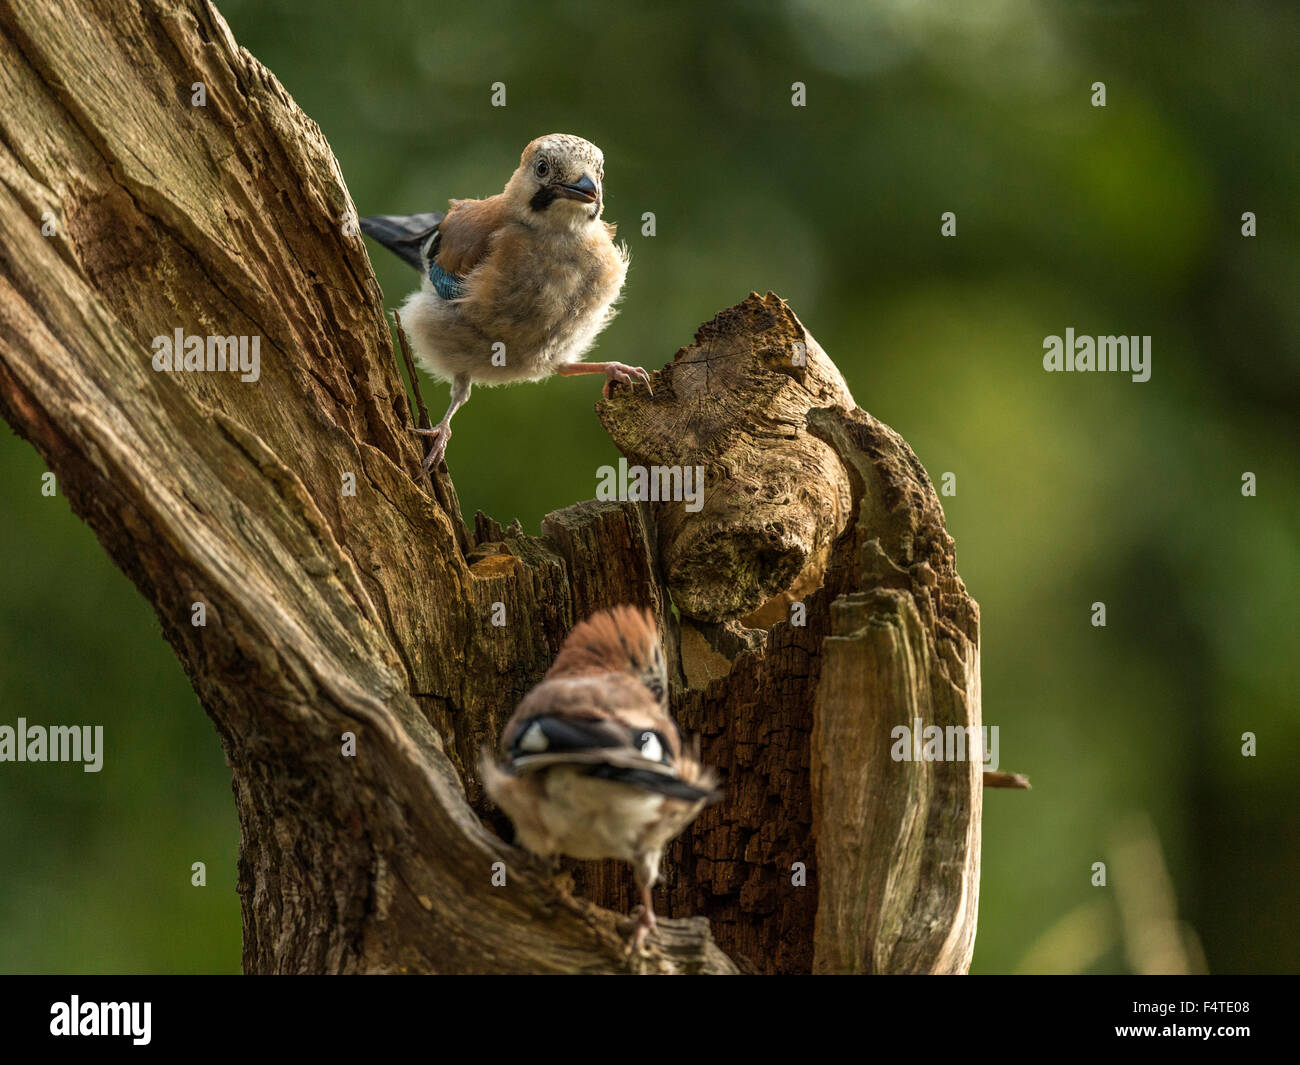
top-left (623, 904), bottom-right (657, 957)
top-left (413, 422), bottom-right (451, 474)
top-left (602, 362), bottom-right (653, 400)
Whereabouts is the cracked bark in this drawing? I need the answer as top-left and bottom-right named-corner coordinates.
top-left (0, 0), bottom-right (1006, 974)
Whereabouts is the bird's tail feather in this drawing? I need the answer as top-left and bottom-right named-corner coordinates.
top-left (359, 212), bottom-right (445, 273)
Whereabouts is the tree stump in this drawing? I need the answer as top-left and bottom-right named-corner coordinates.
top-left (0, 0), bottom-right (996, 974)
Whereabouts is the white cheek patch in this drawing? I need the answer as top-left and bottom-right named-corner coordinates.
top-left (519, 721), bottom-right (548, 753)
top-left (638, 731), bottom-right (664, 763)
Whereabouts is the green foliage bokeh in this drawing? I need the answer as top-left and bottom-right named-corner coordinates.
top-left (1, 0), bottom-right (1296, 973)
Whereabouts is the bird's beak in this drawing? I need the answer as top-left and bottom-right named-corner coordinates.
top-left (555, 173), bottom-right (598, 203)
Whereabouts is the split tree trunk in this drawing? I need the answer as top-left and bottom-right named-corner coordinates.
top-left (0, 0), bottom-right (991, 974)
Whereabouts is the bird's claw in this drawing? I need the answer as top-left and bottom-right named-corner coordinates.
top-left (623, 904), bottom-right (657, 957)
top-left (602, 362), bottom-right (653, 400)
top-left (414, 422), bottom-right (451, 474)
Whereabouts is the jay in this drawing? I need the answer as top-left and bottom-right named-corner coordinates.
top-left (481, 605), bottom-right (718, 954)
top-left (360, 134), bottom-right (650, 472)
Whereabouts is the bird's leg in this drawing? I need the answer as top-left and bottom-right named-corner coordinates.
top-left (626, 854), bottom-right (660, 957)
top-left (414, 373), bottom-right (471, 473)
top-left (628, 881), bottom-right (658, 956)
top-left (555, 361), bottom-right (653, 400)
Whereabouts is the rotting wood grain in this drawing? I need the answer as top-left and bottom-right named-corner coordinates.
top-left (0, 0), bottom-right (732, 974)
top-left (0, 0), bottom-right (1006, 975)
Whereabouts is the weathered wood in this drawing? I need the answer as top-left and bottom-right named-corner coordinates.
top-left (599, 295), bottom-right (854, 623)
top-left (0, 0), bottom-right (1008, 975)
top-left (807, 407), bottom-right (983, 972)
top-left (0, 0), bottom-right (731, 974)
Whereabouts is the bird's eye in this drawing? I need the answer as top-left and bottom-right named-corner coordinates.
top-left (535, 160), bottom-right (549, 178)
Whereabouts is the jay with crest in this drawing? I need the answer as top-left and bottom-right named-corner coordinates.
top-left (361, 134), bottom-right (650, 472)
top-left (481, 606), bottom-right (718, 954)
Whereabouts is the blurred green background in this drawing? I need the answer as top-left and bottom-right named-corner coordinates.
top-left (2, 0), bottom-right (1297, 973)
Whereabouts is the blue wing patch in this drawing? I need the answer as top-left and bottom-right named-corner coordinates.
top-left (429, 258), bottom-right (467, 301)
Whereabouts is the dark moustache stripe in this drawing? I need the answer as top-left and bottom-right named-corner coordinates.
top-left (529, 185), bottom-right (560, 212)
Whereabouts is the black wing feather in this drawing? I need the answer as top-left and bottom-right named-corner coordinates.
top-left (506, 715), bottom-right (627, 758)
top-left (359, 212), bottom-right (445, 272)
top-left (583, 764), bottom-right (720, 802)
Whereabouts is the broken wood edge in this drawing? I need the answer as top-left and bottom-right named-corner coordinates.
top-left (805, 404), bottom-right (984, 973)
top-left (984, 770), bottom-right (1031, 789)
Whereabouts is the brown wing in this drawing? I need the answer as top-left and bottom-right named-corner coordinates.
top-left (434, 194), bottom-right (511, 276)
